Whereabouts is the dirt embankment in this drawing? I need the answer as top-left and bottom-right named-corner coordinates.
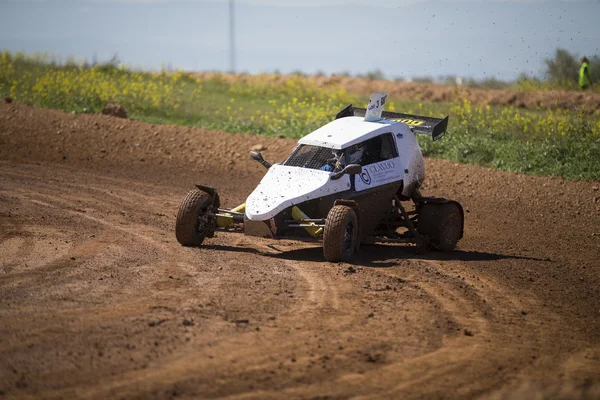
top-left (1, 103), bottom-right (599, 399)
top-left (196, 72), bottom-right (600, 113)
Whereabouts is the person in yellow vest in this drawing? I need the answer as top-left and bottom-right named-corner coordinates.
top-left (579, 57), bottom-right (591, 89)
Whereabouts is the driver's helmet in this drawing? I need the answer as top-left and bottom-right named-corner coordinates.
top-left (346, 144), bottom-right (364, 164)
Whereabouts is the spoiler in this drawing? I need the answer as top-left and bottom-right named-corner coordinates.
top-left (335, 105), bottom-right (449, 141)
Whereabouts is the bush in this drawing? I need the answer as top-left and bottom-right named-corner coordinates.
top-left (543, 48), bottom-right (599, 88)
top-left (544, 48), bottom-right (579, 84)
top-left (360, 69), bottom-right (386, 81)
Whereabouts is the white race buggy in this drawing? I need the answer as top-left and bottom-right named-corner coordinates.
top-left (176, 93), bottom-right (464, 262)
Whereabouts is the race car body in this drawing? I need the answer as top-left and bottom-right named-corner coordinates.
top-left (175, 93), bottom-right (463, 262)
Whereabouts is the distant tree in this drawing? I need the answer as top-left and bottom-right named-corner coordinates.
top-left (461, 78), bottom-right (480, 87)
top-left (544, 48), bottom-right (579, 84)
top-left (412, 76), bottom-right (433, 84)
top-left (441, 75), bottom-right (458, 86)
top-left (334, 70), bottom-right (352, 77)
top-left (478, 77), bottom-right (509, 90)
top-left (363, 69), bottom-right (385, 80)
top-left (65, 55), bottom-right (79, 69)
top-left (97, 53), bottom-right (120, 73)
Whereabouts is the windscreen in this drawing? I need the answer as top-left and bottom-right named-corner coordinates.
top-left (283, 145), bottom-right (335, 170)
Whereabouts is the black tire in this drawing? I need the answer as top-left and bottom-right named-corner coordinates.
top-left (417, 203), bottom-right (462, 252)
top-left (323, 205), bottom-right (358, 262)
top-left (175, 189), bottom-right (219, 246)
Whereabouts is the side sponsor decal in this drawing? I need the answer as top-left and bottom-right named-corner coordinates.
top-left (359, 169), bottom-right (371, 185)
top-left (355, 158), bottom-right (402, 191)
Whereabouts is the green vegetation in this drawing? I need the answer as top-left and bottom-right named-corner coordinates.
top-left (419, 101), bottom-right (600, 179)
top-left (2, 51), bottom-right (599, 180)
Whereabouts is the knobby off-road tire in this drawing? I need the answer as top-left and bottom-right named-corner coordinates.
top-left (323, 205), bottom-right (358, 262)
top-left (418, 203), bottom-right (462, 252)
top-left (175, 189), bottom-right (219, 246)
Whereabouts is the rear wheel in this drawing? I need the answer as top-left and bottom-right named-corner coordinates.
top-left (418, 202), bottom-right (462, 252)
top-left (323, 205), bottom-right (358, 262)
top-left (175, 189), bottom-right (219, 246)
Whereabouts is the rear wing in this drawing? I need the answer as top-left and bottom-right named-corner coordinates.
top-left (335, 105), bottom-right (449, 141)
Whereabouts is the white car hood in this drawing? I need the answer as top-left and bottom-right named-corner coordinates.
top-left (245, 165), bottom-right (351, 221)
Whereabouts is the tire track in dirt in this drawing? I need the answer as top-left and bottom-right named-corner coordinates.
top-left (257, 259), bottom-right (492, 399)
top-left (0, 163), bottom-right (336, 399)
top-left (1, 162), bottom-right (442, 399)
top-left (256, 242), bottom-right (341, 314)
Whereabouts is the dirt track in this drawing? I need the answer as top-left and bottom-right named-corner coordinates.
top-left (1, 103), bottom-right (600, 399)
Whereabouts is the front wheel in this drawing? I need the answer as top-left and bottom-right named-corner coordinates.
top-left (323, 205), bottom-right (358, 262)
top-left (175, 189), bottom-right (219, 246)
top-left (417, 202), bottom-right (462, 252)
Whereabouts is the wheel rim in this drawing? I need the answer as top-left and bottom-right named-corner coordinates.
top-left (196, 205), bottom-right (211, 236)
top-left (343, 221), bottom-right (355, 252)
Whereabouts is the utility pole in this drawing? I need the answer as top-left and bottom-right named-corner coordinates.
top-left (229, 0), bottom-right (236, 73)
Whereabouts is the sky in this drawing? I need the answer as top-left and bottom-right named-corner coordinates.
top-left (1, 0), bottom-right (599, 81)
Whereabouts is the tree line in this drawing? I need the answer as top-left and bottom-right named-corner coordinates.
top-left (544, 48), bottom-right (598, 85)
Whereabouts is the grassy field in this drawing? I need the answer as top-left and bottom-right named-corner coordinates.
top-left (2, 51), bottom-right (600, 180)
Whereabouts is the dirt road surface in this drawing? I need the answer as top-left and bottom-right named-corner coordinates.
top-left (1, 103), bottom-right (600, 399)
